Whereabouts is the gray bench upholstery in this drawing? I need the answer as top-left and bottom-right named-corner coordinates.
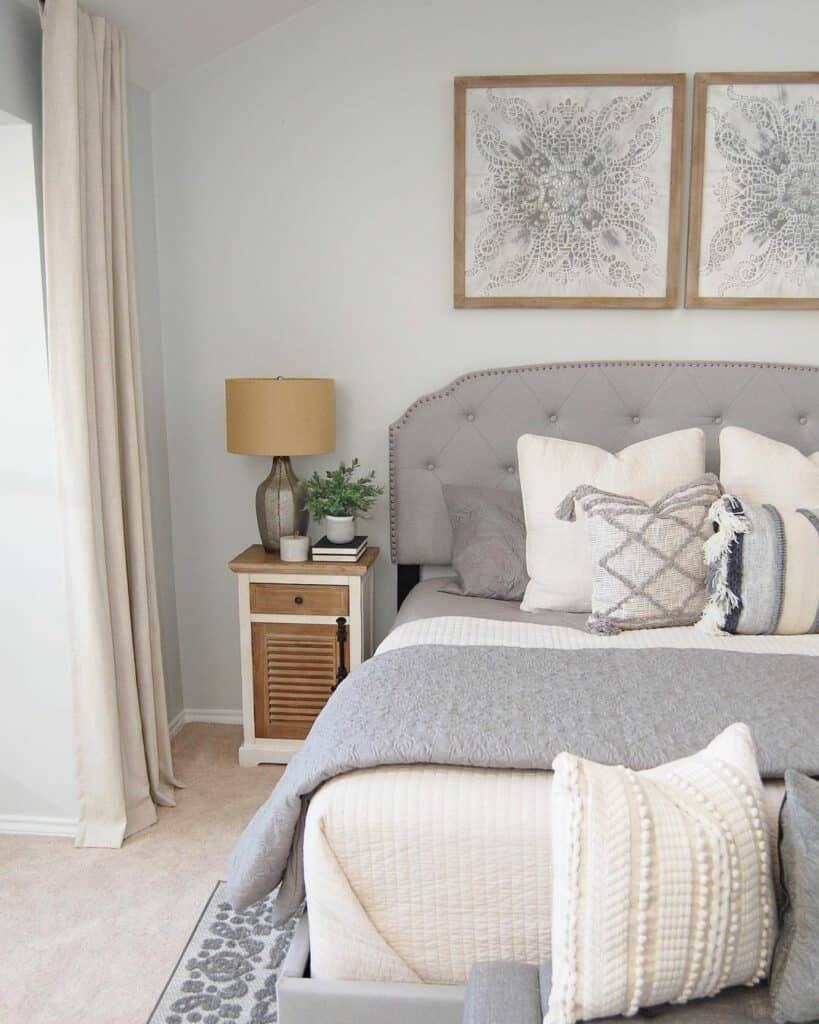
top-left (462, 962), bottom-right (546, 1024)
top-left (463, 962), bottom-right (777, 1024)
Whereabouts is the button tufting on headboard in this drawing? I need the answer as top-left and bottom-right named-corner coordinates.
top-left (388, 361), bottom-right (819, 566)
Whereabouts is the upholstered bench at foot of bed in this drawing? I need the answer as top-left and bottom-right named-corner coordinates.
top-left (463, 962), bottom-right (777, 1024)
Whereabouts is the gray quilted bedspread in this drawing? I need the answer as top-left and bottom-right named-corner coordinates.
top-left (226, 645), bottom-right (819, 916)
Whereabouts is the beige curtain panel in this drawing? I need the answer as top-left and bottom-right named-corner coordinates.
top-left (41, 0), bottom-right (179, 847)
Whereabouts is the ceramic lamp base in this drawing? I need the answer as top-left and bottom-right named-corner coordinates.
top-left (255, 456), bottom-right (308, 552)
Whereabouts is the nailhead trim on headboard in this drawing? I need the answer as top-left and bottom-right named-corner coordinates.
top-left (388, 360), bottom-right (819, 564)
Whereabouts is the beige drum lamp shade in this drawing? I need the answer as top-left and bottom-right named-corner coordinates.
top-left (225, 378), bottom-right (335, 456)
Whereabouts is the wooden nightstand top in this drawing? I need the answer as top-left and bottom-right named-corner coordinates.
top-left (229, 544), bottom-right (379, 576)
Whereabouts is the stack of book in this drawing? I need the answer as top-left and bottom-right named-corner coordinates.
top-left (311, 535), bottom-right (368, 563)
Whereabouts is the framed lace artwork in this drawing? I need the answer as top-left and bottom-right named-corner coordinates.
top-left (454, 74), bottom-right (685, 308)
top-left (686, 72), bottom-right (819, 309)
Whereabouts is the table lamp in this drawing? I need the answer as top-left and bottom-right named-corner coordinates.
top-left (225, 377), bottom-right (335, 552)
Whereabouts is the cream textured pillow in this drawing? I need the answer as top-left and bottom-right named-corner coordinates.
top-left (547, 723), bottom-right (776, 1024)
top-left (720, 427), bottom-right (819, 508)
top-left (518, 429), bottom-right (706, 613)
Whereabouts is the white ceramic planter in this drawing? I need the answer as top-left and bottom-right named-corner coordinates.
top-left (279, 534), bottom-right (310, 562)
top-left (325, 515), bottom-right (355, 544)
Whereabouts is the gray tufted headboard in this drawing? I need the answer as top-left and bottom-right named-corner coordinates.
top-left (389, 361), bottom-right (819, 601)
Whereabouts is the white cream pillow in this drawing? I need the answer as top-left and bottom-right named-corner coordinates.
top-left (720, 426), bottom-right (819, 507)
top-left (518, 429), bottom-right (706, 612)
top-left (547, 723), bottom-right (777, 1024)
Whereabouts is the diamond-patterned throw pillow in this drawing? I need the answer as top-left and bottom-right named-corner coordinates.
top-left (555, 475), bottom-right (722, 633)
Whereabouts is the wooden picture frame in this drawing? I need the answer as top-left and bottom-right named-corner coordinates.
top-left (454, 74), bottom-right (685, 309)
top-left (686, 71), bottom-right (819, 309)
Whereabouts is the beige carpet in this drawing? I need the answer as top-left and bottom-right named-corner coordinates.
top-left (0, 724), bottom-right (283, 1024)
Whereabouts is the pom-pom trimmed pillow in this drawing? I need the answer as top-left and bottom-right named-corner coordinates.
top-left (547, 723), bottom-right (777, 1024)
top-left (517, 429), bottom-right (706, 614)
top-left (439, 485), bottom-right (528, 602)
top-left (556, 475), bottom-right (722, 634)
top-left (700, 495), bottom-right (819, 635)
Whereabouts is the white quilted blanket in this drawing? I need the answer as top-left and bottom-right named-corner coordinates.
top-left (378, 615), bottom-right (819, 656)
top-left (304, 765), bottom-right (785, 984)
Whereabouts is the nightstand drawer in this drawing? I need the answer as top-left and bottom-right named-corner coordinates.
top-left (250, 582), bottom-right (349, 616)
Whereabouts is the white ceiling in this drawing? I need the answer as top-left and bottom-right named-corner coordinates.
top-left (37, 0), bottom-right (320, 91)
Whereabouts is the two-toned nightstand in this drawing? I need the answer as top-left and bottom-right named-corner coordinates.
top-left (229, 545), bottom-right (379, 765)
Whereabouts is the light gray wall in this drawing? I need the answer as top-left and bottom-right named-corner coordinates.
top-left (128, 84), bottom-right (184, 723)
top-left (150, 0), bottom-right (819, 714)
top-left (1, 1), bottom-right (44, 275)
top-left (0, 0), bottom-right (41, 126)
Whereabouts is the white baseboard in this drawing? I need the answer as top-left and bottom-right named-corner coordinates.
top-left (0, 814), bottom-right (76, 838)
top-left (186, 707), bottom-right (243, 725)
top-left (1, 710), bottom-right (242, 839)
top-left (168, 709), bottom-right (186, 737)
top-left (169, 707), bottom-right (243, 736)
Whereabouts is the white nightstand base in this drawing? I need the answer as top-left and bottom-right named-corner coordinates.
top-left (230, 545), bottom-right (378, 768)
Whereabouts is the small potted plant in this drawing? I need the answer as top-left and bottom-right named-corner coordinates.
top-left (303, 458), bottom-right (384, 544)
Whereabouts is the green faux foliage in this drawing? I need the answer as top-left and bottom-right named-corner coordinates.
top-left (302, 458), bottom-right (384, 520)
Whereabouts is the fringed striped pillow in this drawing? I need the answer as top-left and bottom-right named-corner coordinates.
top-left (701, 496), bottom-right (819, 635)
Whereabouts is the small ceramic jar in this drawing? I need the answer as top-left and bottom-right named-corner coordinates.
top-left (325, 515), bottom-right (356, 544)
top-left (279, 534), bottom-right (310, 562)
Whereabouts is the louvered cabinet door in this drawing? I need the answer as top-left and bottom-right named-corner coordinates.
top-left (251, 622), bottom-right (347, 740)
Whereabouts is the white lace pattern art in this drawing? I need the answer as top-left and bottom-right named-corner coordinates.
top-left (454, 75), bottom-right (684, 308)
top-left (687, 73), bottom-right (819, 308)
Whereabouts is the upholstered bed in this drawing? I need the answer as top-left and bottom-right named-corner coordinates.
top-left (229, 361), bottom-right (819, 1023)
top-left (304, 592), bottom-right (802, 984)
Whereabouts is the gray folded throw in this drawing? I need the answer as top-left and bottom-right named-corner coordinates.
top-left (227, 642), bottom-right (819, 915)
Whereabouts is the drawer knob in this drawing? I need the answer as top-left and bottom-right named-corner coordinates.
top-left (294, 595), bottom-right (304, 605)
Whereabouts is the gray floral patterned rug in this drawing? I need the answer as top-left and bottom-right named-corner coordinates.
top-left (148, 883), bottom-right (302, 1024)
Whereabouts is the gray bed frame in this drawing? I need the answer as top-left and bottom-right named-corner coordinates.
top-left (281, 359), bottom-right (819, 1023)
top-left (279, 918), bottom-right (464, 1023)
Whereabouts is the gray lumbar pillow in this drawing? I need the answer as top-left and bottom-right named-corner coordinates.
top-left (440, 485), bottom-right (528, 602)
top-left (770, 770), bottom-right (819, 1024)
